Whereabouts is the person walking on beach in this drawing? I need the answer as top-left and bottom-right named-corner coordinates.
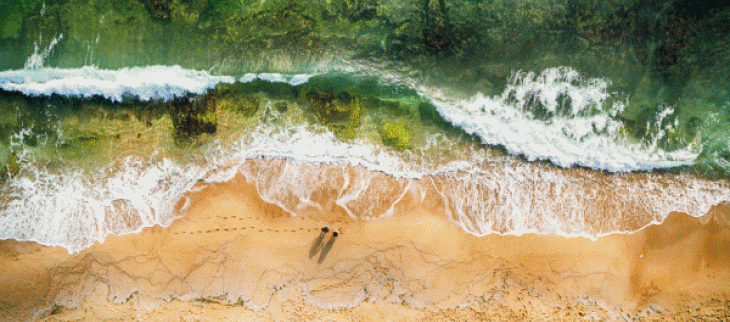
top-left (318, 229), bottom-right (340, 263)
top-left (310, 226), bottom-right (329, 258)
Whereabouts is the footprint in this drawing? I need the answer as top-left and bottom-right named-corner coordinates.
top-left (224, 229), bottom-right (229, 232)
top-left (197, 230), bottom-right (201, 233)
top-left (258, 230), bottom-right (264, 232)
top-left (206, 230), bottom-right (212, 233)
top-left (215, 229), bottom-right (220, 232)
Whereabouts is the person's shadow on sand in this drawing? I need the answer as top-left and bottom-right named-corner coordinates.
top-left (317, 235), bottom-right (337, 264)
top-left (309, 231), bottom-right (326, 259)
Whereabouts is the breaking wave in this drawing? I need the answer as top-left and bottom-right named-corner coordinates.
top-left (428, 67), bottom-right (700, 172)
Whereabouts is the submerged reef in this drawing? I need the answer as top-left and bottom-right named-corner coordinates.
top-left (140, 0), bottom-right (172, 21)
top-left (306, 91), bottom-right (362, 139)
top-left (169, 96), bottom-right (217, 139)
top-left (298, 75), bottom-right (364, 139)
top-left (214, 83), bottom-right (261, 117)
top-left (380, 122), bottom-right (411, 149)
top-left (0, 152), bottom-right (19, 182)
top-left (217, 95), bottom-right (260, 117)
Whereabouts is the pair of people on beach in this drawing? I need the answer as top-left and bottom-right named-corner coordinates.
top-left (310, 225), bottom-right (339, 263)
top-left (321, 225), bottom-right (339, 237)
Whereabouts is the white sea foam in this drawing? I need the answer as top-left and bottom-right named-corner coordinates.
top-left (206, 122), bottom-right (419, 219)
top-left (0, 153), bottom-right (203, 253)
top-left (24, 33), bottom-right (64, 70)
top-left (0, 65), bottom-right (235, 102)
top-left (431, 166), bottom-right (730, 239)
top-left (239, 73), bottom-right (314, 86)
top-left (428, 67), bottom-right (700, 172)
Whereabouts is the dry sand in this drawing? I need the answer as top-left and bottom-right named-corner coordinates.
top-left (1, 170), bottom-right (730, 321)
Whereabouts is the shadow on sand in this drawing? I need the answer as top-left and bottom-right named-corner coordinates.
top-left (317, 235), bottom-right (337, 264)
top-left (309, 232), bottom-right (326, 259)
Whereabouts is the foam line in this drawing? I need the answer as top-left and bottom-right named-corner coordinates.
top-left (239, 73), bottom-right (314, 86)
top-left (0, 65), bottom-right (235, 102)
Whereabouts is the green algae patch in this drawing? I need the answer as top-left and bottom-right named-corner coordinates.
top-left (213, 83), bottom-right (263, 116)
top-left (62, 129), bottom-right (110, 150)
top-left (307, 91), bottom-right (361, 139)
top-left (217, 96), bottom-right (260, 117)
top-left (380, 122), bottom-right (411, 149)
top-left (0, 97), bottom-right (23, 145)
top-left (1, 153), bottom-right (20, 183)
top-left (169, 96), bottom-right (217, 139)
top-left (141, 0), bottom-right (171, 21)
top-left (274, 101), bottom-right (288, 113)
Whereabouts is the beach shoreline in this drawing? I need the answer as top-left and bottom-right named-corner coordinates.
top-left (1, 169), bottom-right (729, 321)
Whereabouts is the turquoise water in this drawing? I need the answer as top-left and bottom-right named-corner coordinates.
top-left (1, 0), bottom-right (729, 252)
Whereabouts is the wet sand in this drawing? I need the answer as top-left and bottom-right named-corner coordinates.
top-left (1, 172), bottom-right (730, 321)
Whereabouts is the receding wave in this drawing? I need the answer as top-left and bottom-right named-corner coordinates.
top-left (0, 153), bottom-right (203, 253)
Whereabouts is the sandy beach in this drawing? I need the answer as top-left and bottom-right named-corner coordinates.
top-left (1, 166), bottom-right (729, 321)
top-left (4, 0), bottom-right (730, 320)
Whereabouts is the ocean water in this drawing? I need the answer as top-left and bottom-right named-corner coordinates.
top-left (1, 0), bottom-right (730, 253)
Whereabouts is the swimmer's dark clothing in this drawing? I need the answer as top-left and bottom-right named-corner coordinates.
top-left (321, 226), bottom-right (330, 233)
top-left (332, 230), bottom-right (339, 237)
